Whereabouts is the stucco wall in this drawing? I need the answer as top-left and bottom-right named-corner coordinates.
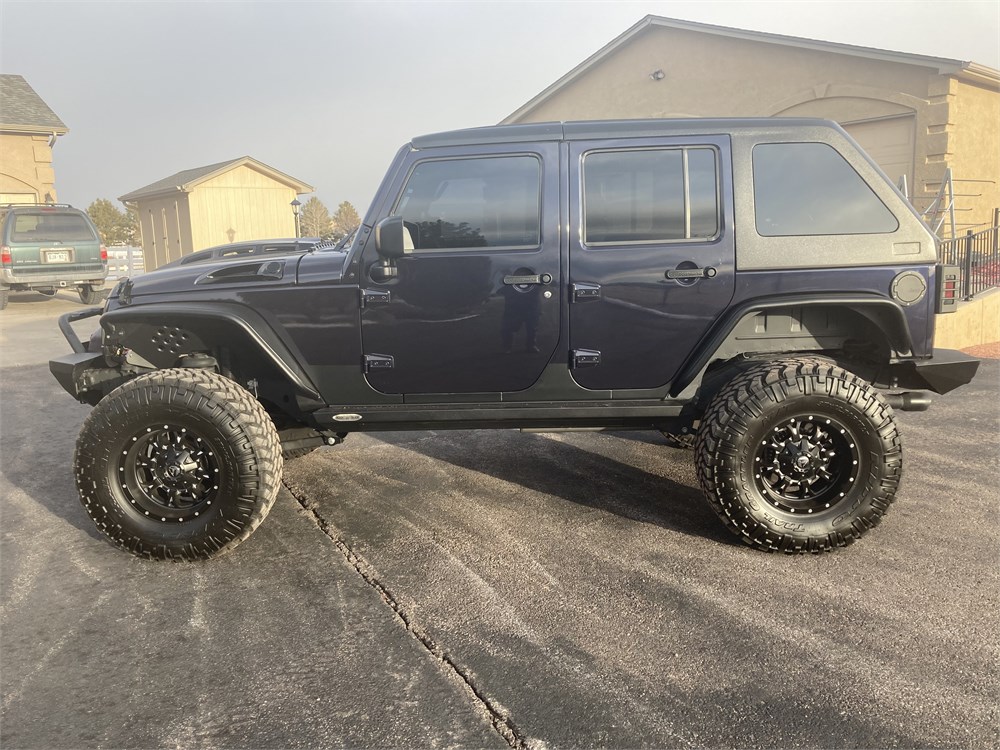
top-left (507, 25), bottom-right (999, 232)
top-left (187, 165), bottom-right (297, 251)
top-left (0, 132), bottom-right (58, 202)
top-left (948, 79), bottom-right (1000, 232)
top-left (934, 287), bottom-right (1000, 348)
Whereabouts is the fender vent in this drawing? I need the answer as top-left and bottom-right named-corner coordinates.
top-left (152, 326), bottom-right (189, 355)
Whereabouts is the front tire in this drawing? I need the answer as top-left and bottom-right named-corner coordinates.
top-left (75, 369), bottom-right (283, 560)
top-left (695, 358), bottom-right (902, 553)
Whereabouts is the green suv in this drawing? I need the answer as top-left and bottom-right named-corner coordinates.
top-left (0, 203), bottom-right (108, 309)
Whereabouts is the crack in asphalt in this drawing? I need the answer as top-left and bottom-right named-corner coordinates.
top-left (283, 480), bottom-right (527, 750)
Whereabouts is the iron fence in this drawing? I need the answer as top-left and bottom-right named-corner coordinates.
top-left (938, 222), bottom-right (1000, 300)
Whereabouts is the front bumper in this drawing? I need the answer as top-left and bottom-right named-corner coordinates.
top-left (889, 348), bottom-right (981, 395)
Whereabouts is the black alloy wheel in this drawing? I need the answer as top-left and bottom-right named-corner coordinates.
top-left (695, 357), bottom-right (902, 553)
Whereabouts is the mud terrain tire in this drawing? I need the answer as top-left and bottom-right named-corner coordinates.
top-left (695, 358), bottom-right (902, 553)
top-left (75, 369), bottom-right (283, 560)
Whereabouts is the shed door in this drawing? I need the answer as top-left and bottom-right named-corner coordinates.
top-left (844, 116), bottom-right (915, 189)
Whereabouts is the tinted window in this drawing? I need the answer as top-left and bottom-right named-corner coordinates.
top-left (753, 143), bottom-right (898, 236)
top-left (583, 147), bottom-right (718, 245)
top-left (10, 212), bottom-right (97, 243)
top-left (395, 156), bottom-right (540, 251)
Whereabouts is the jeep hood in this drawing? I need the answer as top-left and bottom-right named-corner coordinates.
top-left (110, 251), bottom-right (348, 300)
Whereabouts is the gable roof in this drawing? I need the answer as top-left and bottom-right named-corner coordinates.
top-left (0, 74), bottom-right (68, 134)
top-left (503, 15), bottom-right (1000, 124)
top-left (119, 156), bottom-right (313, 202)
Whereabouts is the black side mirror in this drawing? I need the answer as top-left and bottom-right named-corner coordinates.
top-left (375, 216), bottom-right (405, 260)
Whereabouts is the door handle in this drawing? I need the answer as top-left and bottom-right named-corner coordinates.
top-left (665, 266), bottom-right (717, 280)
top-left (504, 273), bottom-right (553, 286)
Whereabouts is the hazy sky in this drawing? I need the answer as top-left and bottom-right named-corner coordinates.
top-left (2, 0), bottom-right (998, 219)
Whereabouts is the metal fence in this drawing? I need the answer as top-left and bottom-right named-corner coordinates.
top-left (105, 246), bottom-right (145, 282)
top-left (938, 222), bottom-right (1000, 300)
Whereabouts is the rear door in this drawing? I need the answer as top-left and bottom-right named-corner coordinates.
top-left (359, 143), bottom-right (561, 395)
top-left (567, 136), bottom-right (735, 391)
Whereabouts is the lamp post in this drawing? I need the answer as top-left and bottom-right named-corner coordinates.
top-left (290, 198), bottom-right (302, 238)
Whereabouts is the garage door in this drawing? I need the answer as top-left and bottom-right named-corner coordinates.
top-left (844, 115), bottom-right (916, 190)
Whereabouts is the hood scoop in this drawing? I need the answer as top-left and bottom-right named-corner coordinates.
top-left (195, 259), bottom-right (285, 285)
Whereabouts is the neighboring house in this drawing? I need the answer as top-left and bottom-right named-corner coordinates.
top-left (119, 157), bottom-right (313, 270)
top-left (503, 16), bottom-right (1000, 235)
top-left (0, 74), bottom-right (67, 204)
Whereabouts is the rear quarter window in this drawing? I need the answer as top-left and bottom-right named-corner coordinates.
top-left (752, 142), bottom-right (898, 237)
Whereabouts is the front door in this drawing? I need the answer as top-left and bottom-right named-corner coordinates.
top-left (568, 137), bottom-right (736, 391)
top-left (359, 144), bottom-right (561, 395)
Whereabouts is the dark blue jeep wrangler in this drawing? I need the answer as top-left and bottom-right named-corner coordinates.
top-left (50, 118), bottom-right (979, 559)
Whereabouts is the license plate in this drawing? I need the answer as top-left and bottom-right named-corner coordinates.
top-left (44, 249), bottom-right (71, 263)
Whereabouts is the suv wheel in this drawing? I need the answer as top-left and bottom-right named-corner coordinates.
top-left (695, 357), bottom-right (902, 553)
top-left (74, 369), bottom-right (283, 560)
top-left (78, 285), bottom-right (106, 305)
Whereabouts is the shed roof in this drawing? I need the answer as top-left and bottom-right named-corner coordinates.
top-left (0, 74), bottom-right (68, 134)
top-left (503, 15), bottom-right (1000, 124)
top-left (119, 156), bottom-right (313, 202)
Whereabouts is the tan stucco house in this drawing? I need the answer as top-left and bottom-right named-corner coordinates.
top-left (120, 157), bottom-right (313, 270)
top-left (0, 74), bottom-right (67, 204)
top-left (504, 16), bottom-right (1000, 235)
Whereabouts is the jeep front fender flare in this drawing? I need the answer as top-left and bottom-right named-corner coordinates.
top-left (669, 294), bottom-right (915, 397)
top-left (101, 302), bottom-right (322, 400)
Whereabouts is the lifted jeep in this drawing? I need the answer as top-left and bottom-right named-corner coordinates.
top-left (50, 118), bottom-right (980, 560)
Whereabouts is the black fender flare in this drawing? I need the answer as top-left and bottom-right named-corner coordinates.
top-left (101, 302), bottom-right (322, 400)
top-left (669, 293), bottom-right (915, 397)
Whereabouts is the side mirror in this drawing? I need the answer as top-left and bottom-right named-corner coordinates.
top-left (375, 216), bottom-right (405, 260)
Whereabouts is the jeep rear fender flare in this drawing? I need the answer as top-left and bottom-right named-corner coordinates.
top-left (101, 303), bottom-right (322, 400)
top-left (669, 294), bottom-right (915, 397)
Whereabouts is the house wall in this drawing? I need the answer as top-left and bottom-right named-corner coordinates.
top-left (0, 132), bottom-right (58, 202)
top-left (187, 165), bottom-right (297, 251)
top-left (507, 25), bottom-right (999, 232)
top-left (134, 194), bottom-right (192, 270)
top-left (947, 78), bottom-right (1000, 232)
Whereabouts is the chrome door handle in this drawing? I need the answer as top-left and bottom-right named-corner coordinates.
top-left (665, 266), bottom-right (717, 280)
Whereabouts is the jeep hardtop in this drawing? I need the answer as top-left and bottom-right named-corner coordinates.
top-left (50, 118), bottom-right (980, 560)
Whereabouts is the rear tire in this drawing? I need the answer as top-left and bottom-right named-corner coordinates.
top-left (695, 357), bottom-right (902, 553)
top-left (74, 369), bottom-right (283, 560)
top-left (79, 285), bottom-right (106, 305)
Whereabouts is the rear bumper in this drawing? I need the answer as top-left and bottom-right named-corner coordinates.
top-left (889, 349), bottom-right (981, 395)
top-left (1, 266), bottom-right (106, 287)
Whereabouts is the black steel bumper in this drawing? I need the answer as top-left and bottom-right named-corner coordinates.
top-left (889, 349), bottom-right (981, 395)
top-left (50, 307), bottom-right (109, 403)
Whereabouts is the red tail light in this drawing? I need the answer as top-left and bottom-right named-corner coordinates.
top-left (1, 246), bottom-right (11, 265)
top-left (100, 246), bottom-right (108, 262)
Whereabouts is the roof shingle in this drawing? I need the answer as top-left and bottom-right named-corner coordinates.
top-left (0, 74), bottom-right (67, 132)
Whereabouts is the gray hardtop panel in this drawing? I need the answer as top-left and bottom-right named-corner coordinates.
top-left (410, 117), bottom-right (842, 150)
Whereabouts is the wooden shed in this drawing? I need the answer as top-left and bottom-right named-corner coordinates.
top-left (119, 156), bottom-right (313, 270)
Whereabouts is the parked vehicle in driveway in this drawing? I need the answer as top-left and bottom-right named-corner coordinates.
top-left (50, 118), bottom-right (980, 560)
top-left (1, 203), bottom-right (107, 308)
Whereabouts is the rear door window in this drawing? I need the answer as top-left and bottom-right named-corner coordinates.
top-left (582, 147), bottom-right (719, 245)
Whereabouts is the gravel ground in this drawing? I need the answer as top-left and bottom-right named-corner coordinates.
top-left (2, 290), bottom-right (998, 748)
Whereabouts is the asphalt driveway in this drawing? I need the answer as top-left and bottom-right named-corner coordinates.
top-left (1, 291), bottom-right (997, 748)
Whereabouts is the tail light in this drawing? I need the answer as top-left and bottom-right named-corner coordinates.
top-left (1, 246), bottom-right (10, 265)
top-left (936, 265), bottom-right (960, 313)
top-left (100, 246), bottom-right (108, 263)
